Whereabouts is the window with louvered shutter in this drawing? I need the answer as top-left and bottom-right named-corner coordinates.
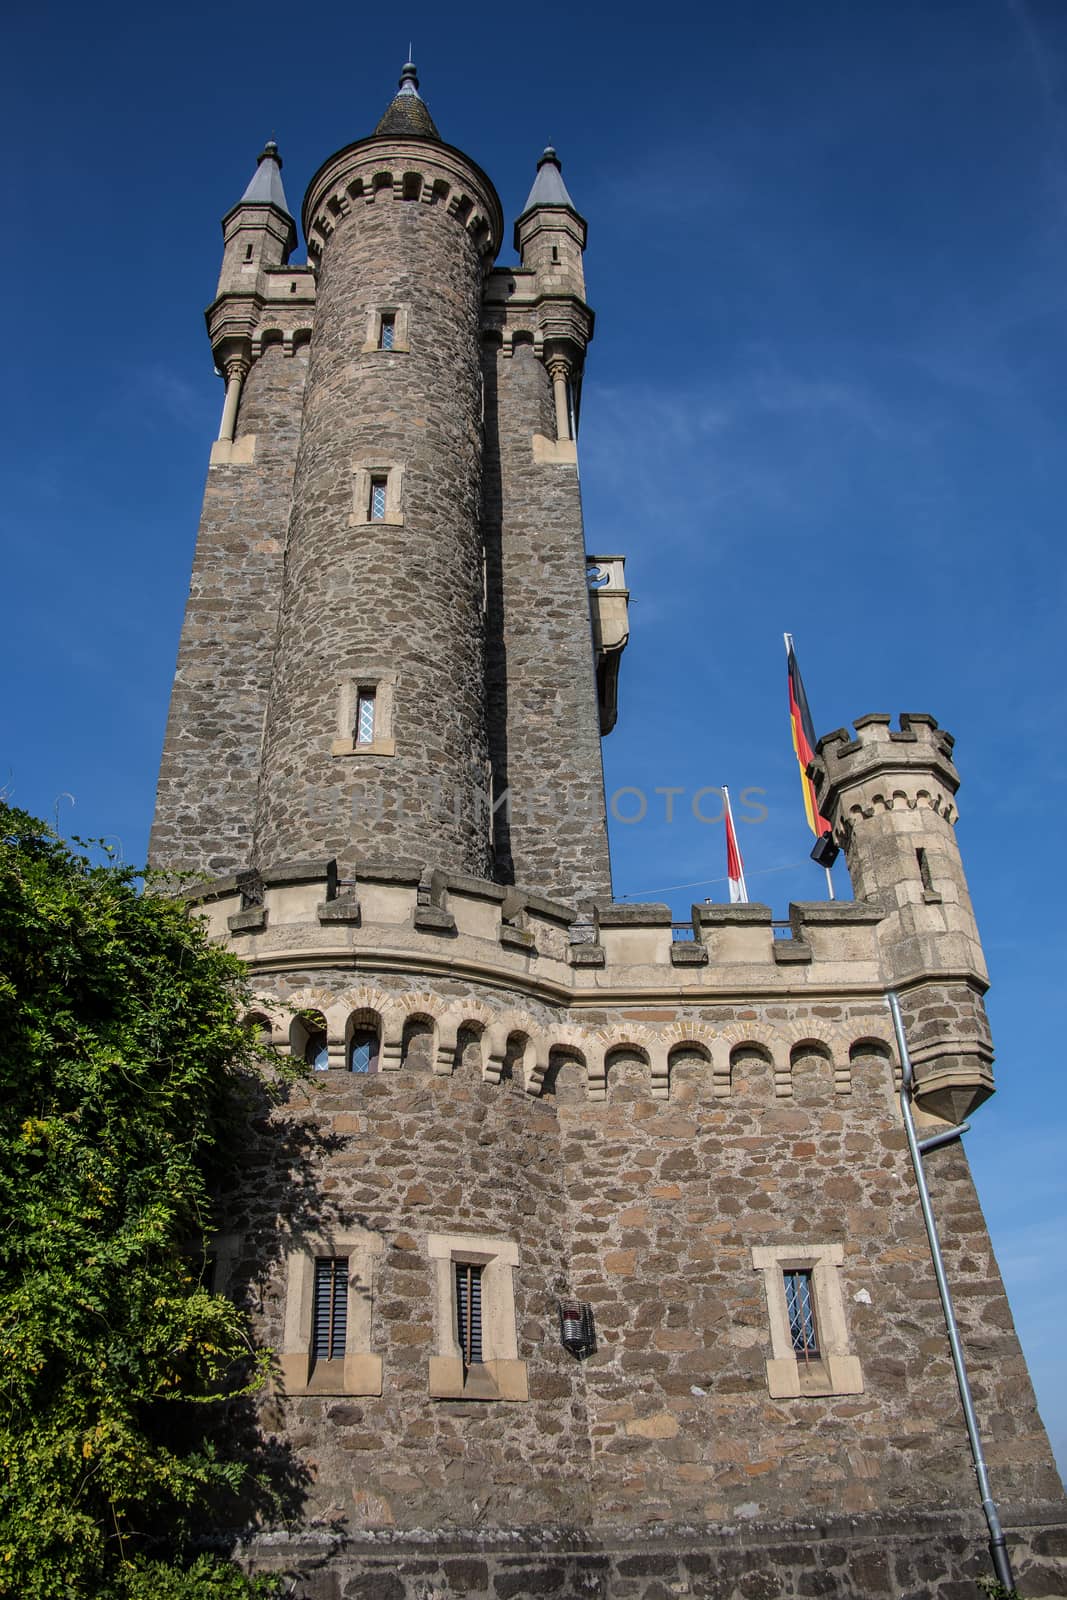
top-left (455, 1261), bottom-right (483, 1367)
top-left (313, 1257), bottom-right (348, 1361)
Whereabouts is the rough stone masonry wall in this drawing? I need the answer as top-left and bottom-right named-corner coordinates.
top-left (481, 341), bottom-right (612, 905)
top-left (219, 973), bottom-right (1062, 1555)
top-left (253, 191), bottom-right (492, 878)
top-left (240, 1511), bottom-right (1067, 1599)
top-left (149, 343), bottom-right (306, 876)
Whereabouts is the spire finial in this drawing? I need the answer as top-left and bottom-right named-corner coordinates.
top-left (538, 144), bottom-right (560, 170)
top-left (257, 138), bottom-right (282, 169)
top-left (399, 58), bottom-right (419, 92)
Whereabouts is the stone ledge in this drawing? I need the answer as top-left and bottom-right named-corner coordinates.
top-left (209, 434), bottom-right (256, 467)
top-left (261, 858), bottom-right (337, 890)
top-left (227, 905), bottom-right (267, 933)
top-left (597, 902), bottom-right (672, 927)
top-left (670, 942), bottom-right (708, 966)
top-left (499, 925), bottom-right (536, 954)
top-left (413, 905), bottom-right (457, 935)
top-left (570, 944), bottom-right (606, 967)
top-left (694, 903), bottom-right (773, 926)
top-left (317, 894), bottom-right (361, 925)
top-left (772, 939), bottom-right (812, 965)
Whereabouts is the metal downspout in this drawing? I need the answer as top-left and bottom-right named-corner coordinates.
top-left (887, 990), bottom-right (1015, 1592)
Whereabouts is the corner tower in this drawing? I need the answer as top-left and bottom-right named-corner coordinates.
top-left (811, 713), bottom-right (993, 1120)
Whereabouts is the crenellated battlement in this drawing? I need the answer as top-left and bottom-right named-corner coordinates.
top-left (301, 137), bottom-right (504, 267)
top-left (812, 713), bottom-right (960, 834)
top-left (185, 859), bottom-right (890, 1004)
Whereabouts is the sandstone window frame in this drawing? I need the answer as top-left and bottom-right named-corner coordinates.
top-left (350, 462), bottom-right (404, 528)
top-left (280, 1229), bottom-right (384, 1397)
top-left (362, 303), bottom-right (410, 354)
top-left (426, 1232), bottom-right (528, 1401)
top-left (332, 669), bottom-right (397, 758)
top-left (751, 1241), bottom-right (863, 1399)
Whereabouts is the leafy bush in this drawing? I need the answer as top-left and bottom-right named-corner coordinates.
top-left (0, 806), bottom-right (287, 1597)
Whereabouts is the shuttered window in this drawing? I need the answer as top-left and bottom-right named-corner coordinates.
top-left (455, 1261), bottom-right (483, 1367)
top-left (784, 1269), bottom-right (819, 1360)
top-left (313, 1257), bottom-right (348, 1361)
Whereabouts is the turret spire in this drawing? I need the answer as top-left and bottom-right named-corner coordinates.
top-left (520, 145), bottom-right (577, 214)
top-left (374, 60), bottom-right (441, 140)
top-left (239, 140), bottom-right (293, 217)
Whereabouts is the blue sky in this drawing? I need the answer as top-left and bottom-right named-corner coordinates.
top-left (2, 0), bottom-right (1066, 1478)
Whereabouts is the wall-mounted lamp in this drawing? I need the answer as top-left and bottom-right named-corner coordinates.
top-left (558, 1298), bottom-right (596, 1360)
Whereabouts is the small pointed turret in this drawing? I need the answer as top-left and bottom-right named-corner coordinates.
top-left (520, 146), bottom-right (576, 213)
top-left (514, 144), bottom-right (588, 300)
top-left (217, 140), bottom-right (297, 290)
top-left (374, 61), bottom-right (440, 140)
top-left (239, 140), bottom-right (293, 215)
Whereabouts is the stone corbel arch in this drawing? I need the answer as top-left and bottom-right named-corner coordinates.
top-left (721, 1022), bottom-right (784, 1099)
top-left (593, 1027), bottom-right (655, 1103)
top-left (663, 1025), bottom-right (717, 1100)
top-left (486, 1011), bottom-right (539, 1089)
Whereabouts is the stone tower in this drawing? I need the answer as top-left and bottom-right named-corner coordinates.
top-left (151, 69), bottom-right (1065, 1600)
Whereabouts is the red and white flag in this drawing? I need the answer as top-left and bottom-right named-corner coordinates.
top-left (723, 786), bottom-right (748, 904)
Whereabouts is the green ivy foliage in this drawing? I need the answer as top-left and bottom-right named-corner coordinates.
top-left (0, 806), bottom-right (286, 1597)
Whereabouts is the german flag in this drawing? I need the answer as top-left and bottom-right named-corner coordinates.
top-left (786, 634), bottom-right (832, 839)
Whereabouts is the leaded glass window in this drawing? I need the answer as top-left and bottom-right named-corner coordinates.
top-left (379, 314), bottom-right (396, 351)
top-left (312, 1257), bottom-right (348, 1361)
top-left (305, 1031), bottom-right (329, 1072)
top-left (350, 1029), bottom-right (379, 1074)
top-left (784, 1269), bottom-right (819, 1360)
top-left (369, 476), bottom-right (388, 521)
top-left (355, 688), bottom-right (376, 745)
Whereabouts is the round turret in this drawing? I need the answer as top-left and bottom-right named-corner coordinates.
top-left (252, 71), bottom-right (504, 877)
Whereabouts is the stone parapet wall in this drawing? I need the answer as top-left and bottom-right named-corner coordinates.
top-left (236, 1511), bottom-right (1067, 1597)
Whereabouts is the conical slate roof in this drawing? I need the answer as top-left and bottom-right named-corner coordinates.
top-left (521, 146), bottom-right (576, 213)
top-left (374, 62), bottom-right (440, 140)
top-left (239, 141), bottom-right (292, 216)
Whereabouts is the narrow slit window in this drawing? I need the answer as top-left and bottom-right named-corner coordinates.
top-left (916, 848), bottom-right (934, 893)
top-left (354, 687), bottom-right (376, 745)
top-left (379, 313), bottom-right (396, 351)
top-left (312, 1257), bottom-right (348, 1361)
top-left (784, 1270), bottom-right (819, 1362)
top-left (456, 1261), bottom-right (483, 1369)
top-left (369, 476), bottom-right (388, 521)
top-left (349, 1029), bottom-right (379, 1074)
top-left (244, 243), bottom-right (254, 261)
top-left (551, 245), bottom-right (559, 262)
